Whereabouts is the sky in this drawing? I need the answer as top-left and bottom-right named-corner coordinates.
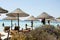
top-left (0, 0), bottom-right (60, 20)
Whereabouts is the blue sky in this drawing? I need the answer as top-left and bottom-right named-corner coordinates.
top-left (0, 0), bottom-right (60, 20)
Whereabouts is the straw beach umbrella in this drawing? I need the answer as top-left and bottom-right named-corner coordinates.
top-left (56, 17), bottom-right (60, 28)
top-left (27, 16), bottom-right (38, 21)
top-left (3, 17), bottom-right (18, 30)
top-left (56, 17), bottom-right (60, 19)
top-left (26, 16), bottom-right (38, 30)
top-left (36, 12), bottom-right (50, 19)
top-left (0, 7), bottom-right (8, 26)
top-left (46, 16), bottom-right (56, 21)
top-left (0, 7), bottom-right (8, 13)
top-left (36, 12), bottom-right (51, 25)
top-left (6, 8), bottom-right (29, 30)
top-left (46, 16), bottom-right (55, 25)
top-left (46, 16), bottom-right (54, 20)
top-left (56, 17), bottom-right (60, 21)
top-left (3, 17), bottom-right (18, 20)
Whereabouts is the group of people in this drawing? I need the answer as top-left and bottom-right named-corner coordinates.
top-left (2, 22), bottom-right (29, 31)
top-left (2, 23), bottom-right (17, 27)
top-left (41, 18), bottom-right (50, 25)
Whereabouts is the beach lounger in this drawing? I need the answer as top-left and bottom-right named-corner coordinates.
top-left (4, 26), bottom-right (10, 32)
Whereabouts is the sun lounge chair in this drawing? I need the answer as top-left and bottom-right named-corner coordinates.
top-left (4, 26), bottom-right (10, 32)
top-left (10, 30), bottom-right (18, 35)
top-left (23, 29), bottom-right (29, 33)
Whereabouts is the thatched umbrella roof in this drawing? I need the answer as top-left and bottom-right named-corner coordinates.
top-left (26, 16), bottom-right (38, 21)
top-left (6, 8), bottom-right (29, 17)
top-left (46, 16), bottom-right (55, 20)
top-left (36, 12), bottom-right (51, 19)
top-left (3, 17), bottom-right (18, 20)
top-left (56, 17), bottom-right (60, 19)
top-left (0, 7), bottom-right (8, 13)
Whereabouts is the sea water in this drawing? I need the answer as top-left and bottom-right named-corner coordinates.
top-left (0, 20), bottom-right (41, 32)
top-left (0, 20), bottom-right (59, 32)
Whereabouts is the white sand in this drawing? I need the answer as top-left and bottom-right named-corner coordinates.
top-left (0, 32), bottom-right (11, 40)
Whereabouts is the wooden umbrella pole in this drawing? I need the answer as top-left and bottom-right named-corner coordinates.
top-left (11, 19), bottom-right (12, 30)
top-left (31, 20), bottom-right (33, 30)
top-left (18, 14), bottom-right (20, 31)
top-left (32, 20), bottom-right (33, 30)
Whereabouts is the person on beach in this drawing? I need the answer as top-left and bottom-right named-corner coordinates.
top-left (2, 22), bottom-right (4, 27)
top-left (15, 23), bottom-right (16, 27)
top-left (41, 18), bottom-right (46, 25)
top-left (25, 24), bottom-right (28, 30)
top-left (31, 21), bottom-right (33, 30)
top-left (48, 20), bottom-right (50, 25)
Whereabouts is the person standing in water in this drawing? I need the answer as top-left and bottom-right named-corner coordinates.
top-left (25, 24), bottom-right (28, 30)
top-left (48, 20), bottom-right (50, 25)
top-left (15, 23), bottom-right (16, 27)
top-left (2, 22), bottom-right (4, 27)
top-left (41, 18), bottom-right (46, 25)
